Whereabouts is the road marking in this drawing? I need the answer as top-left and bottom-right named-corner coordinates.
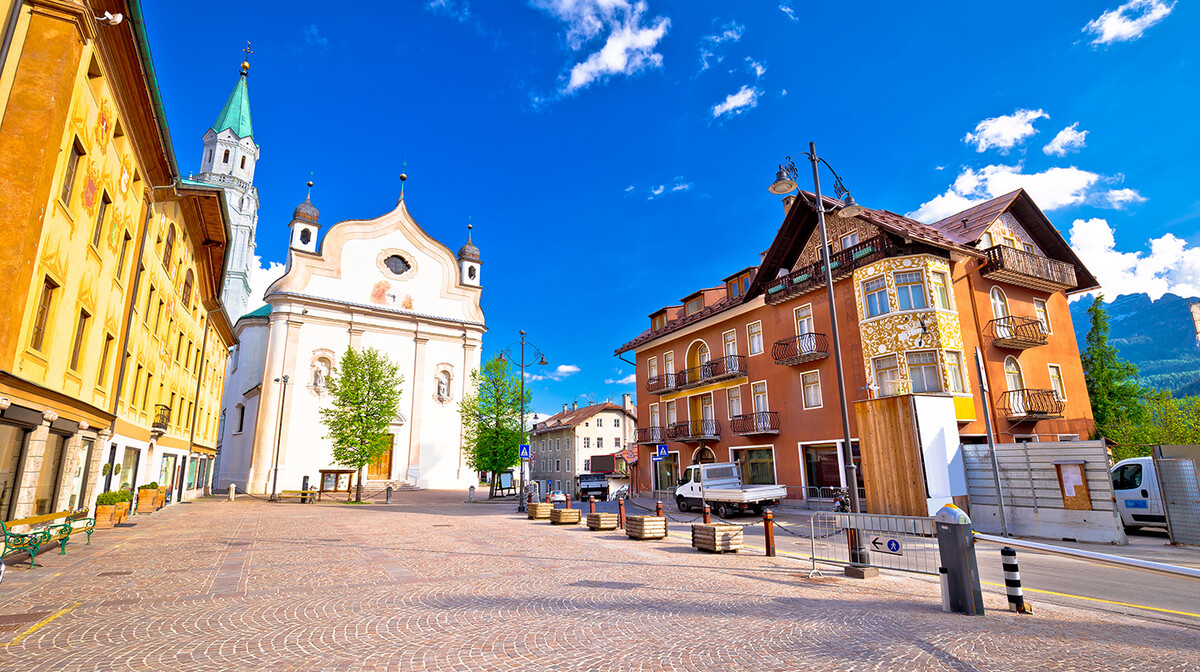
top-left (1, 602), bottom-right (82, 647)
top-left (981, 581), bottom-right (1200, 619)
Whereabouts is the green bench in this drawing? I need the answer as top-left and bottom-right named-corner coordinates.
top-left (2, 510), bottom-right (95, 569)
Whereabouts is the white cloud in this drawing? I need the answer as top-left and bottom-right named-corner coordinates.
top-left (907, 163), bottom-right (1145, 222)
top-left (648, 185), bottom-right (664, 199)
top-left (1043, 122), bottom-right (1088, 157)
top-left (527, 364), bottom-right (582, 382)
top-left (644, 176), bottom-right (692, 199)
top-left (963, 109), bottom-right (1048, 153)
top-left (1083, 0), bottom-right (1175, 45)
top-left (698, 20), bottom-right (744, 71)
top-left (243, 255), bottom-right (286, 318)
top-left (746, 57), bottom-right (766, 78)
top-left (531, 1), bottom-right (670, 95)
top-left (624, 184), bottom-right (635, 192)
top-left (426, 0), bottom-right (472, 22)
top-left (779, 2), bottom-right (798, 21)
top-left (304, 25), bottom-right (329, 48)
top-left (712, 84), bottom-right (760, 118)
top-left (1069, 218), bottom-right (1200, 300)
top-left (605, 373), bottom-right (637, 385)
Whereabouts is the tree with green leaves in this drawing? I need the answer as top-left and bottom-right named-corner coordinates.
top-left (1082, 294), bottom-right (1146, 438)
top-left (459, 355), bottom-right (528, 498)
top-left (319, 347), bottom-right (404, 502)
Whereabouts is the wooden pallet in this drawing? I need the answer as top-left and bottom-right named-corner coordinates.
top-left (528, 503), bottom-right (554, 520)
top-left (586, 512), bottom-right (619, 531)
top-left (550, 508), bottom-right (581, 525)
top-left (691, 524), bottom-right (743, 553)
top-left (625, 515), bottom-right (667, 540)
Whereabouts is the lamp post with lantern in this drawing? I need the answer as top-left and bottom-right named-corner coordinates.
top-left (498, 331), bottom-right (548, 512)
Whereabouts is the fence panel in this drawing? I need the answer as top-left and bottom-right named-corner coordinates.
top-left (805, 512), bottom-right (940, 576)
top-left (1155, 458), bottom-right (1200, 547)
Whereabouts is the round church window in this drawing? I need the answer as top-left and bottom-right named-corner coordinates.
top-left (384, 255), bottom-right (411, 276)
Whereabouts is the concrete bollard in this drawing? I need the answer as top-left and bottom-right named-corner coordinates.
top-left (588, 496), bottom-right (596, 514)
top-left (468, 485), bottom-right (475, 503)
top-left (703, 504), bottom-right (711, 525)
top-left (617, 498), bottom-right (626, 529)
top-left (1002, 547), bottom-right (1031, 613)
top-left (386, 485), bottom-right (394, 504)
top-left (655, 500), bottom-right (664, 517)
top-left (228, 484), bottom-right (237, 502)
top-left (763, 509), bottom-right (776, 557)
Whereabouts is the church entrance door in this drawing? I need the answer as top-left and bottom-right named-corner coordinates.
top-left (368, 435), bottom-right (394, 480)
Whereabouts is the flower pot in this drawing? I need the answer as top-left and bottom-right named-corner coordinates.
top-left (157, 487), bottom-right (167, 509)
top-left (137, 490), bottom-right (157, 513)
top-left (95, 505), bottom-right (117, 529)
top-left (115, 501), bottom-right (130, 524)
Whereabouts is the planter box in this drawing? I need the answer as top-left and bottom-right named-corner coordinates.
top-left (527, 502), bottom-right (554, 520)
top-left (157, 488), bottom-right (167, 509)
top-left (114, 501), bottom-right (130, 524)
top-left (625, 515), bottom-right (667, 540)
top-left (549, 508), bottom-right (581, 525)
top-left (586, 512), bottom-right (619, 531)
top-left (94, 505), bottom-right (117, 529)
top-left (691, 524), bottom-right (743, 553)
top-left (137, 490), bottom-right (158, 514)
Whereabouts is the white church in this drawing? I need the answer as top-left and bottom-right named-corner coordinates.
top-left (215, 181), bottom-right (486, 493)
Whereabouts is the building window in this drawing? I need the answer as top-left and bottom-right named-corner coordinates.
top-left (555, 459), bottom-right (561, 471)
top-left (1034, 298), bottom-right (1051, 334)
top-left (1049, 364), bottom-right (1066, 400)
top-left (874, 354), bottom-right (900, 396)
top-left (384, 254), bottom-right (410, 275)
top-left (144, 285), bottom-right (155, 325)
top-left (597, 437), bottom-right (603, 449)
top-left (240, 156), bottom-right (247, 169)
top-left (182, 270), bottom-right (194, 307)
top-left (597, 418), bottom-right (603, 427)
top-left (69, 309), bottom-right (90, 371)
top-left (652, 312), bottom-right (667, 331)
top-left (118, 231), bottom-right (132, 279)
top-left (584, 437), bottom-right (590, 448)
top-left (163, 225), bottom-right (176, 268)
top-left (980, 232), bottom-right (993, 248)
top-left (234, 404), bottom-right (244, 433)
top-left (666, 400), bottom-right (677, 425)
top-left (664, 351), bottom-right (675, 375)
top-left (840, 232), bottom-right (859, 250)
top-left (30, 277), bottom-right (57, 351)
top-left (906, 350), bottom-right (942, 393)
top-left (945, 351), bottom-right (965, 393)
top-left (556, 438), bottom-right (560, 450)
top-left (1023, 243), bottom-right (1034, 253)
top-left (649, 403), bottom-right (659, 427)
top-left (795, 304), bottom-right (814, 335)
top-left (566, 438), bottom-right (571, 450)
top-left (60, 140), bottom-right (87, 206)
top-left (223, 149), bottom-right (230, 163)
top-left (863, 277), bottom-right (890, 317)
top-left (97, 334), bottom-right (114, 388)
top-left (802, 371), bottom-right (822, 409)
top-left (685, 295), bottom-right (704, 315)
top-left (751, 381), bottom-right (768, 412)
top-left (92, 192), bottom-right (110, 249)
top-left (723, 330), bottom-right (737, 357)
top-left (648, 356), bottom-right (658, 380)
top-left (747, 321), bottom-right (764, 355)
top-left (728, 386), bottom-right (742, 418)
top-left (894, 271), bottom-right (927, 311)
top-left (566, 459), bottom-right (571, 472)
top-left (931, 272), bottom-right (951, 310)
top-left (1004, 356), bottom-right (1025, 392)
top-left (613, 418), bottom-right (620, 427)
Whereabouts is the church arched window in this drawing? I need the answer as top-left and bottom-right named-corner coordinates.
top-left (300, 228), bottom-right (311, 245)
top-left (163, 225), bottom-right (175, 268)
top-left (222, 149), bottom-right (230, 163)
top-left (240, 156), bottom-right (246, 169)
top-left (181, 269), bottom-right (194, 307)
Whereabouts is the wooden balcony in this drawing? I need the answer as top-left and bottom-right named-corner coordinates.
top-left (986, 316), bottom-right (1048, 350)
top-left (730, 412), bottom-right (780, 436)
top-left (772, 333), bottom-right (829, 366)
top-left (667, 419), bottom-right (721, 443)
top-left (765, 235), bottom-right (892, 305)
top-left (634, 427), bottom-right (668, 445)
top-left (673, 355), bottom-right (748, 391)
top-left (982, 245), bottom-right (1077, 293)
top-left (996, 389), bottom-right (1065, 422)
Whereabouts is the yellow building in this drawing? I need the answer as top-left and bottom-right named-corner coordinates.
top-left (0, 0), bottom-right (234, 520)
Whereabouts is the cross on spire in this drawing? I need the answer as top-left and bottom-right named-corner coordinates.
top-left (241, 41), bottom-right (253, 74)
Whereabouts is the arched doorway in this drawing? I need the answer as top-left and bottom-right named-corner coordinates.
top-left (692, 446), bottom-right (716, 464)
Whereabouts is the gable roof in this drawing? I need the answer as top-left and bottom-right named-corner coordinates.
top-left (531, 402), bottom-right (635, 434)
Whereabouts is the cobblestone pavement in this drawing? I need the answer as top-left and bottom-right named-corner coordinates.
top-left (1, 492), bottom-right (1198, 671)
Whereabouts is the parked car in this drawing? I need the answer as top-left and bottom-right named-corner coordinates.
top-left (548, 490), bottom-right (568, 503)
top-left (610, 484), bottom-right (629, 501)
top-left (1111, 456), bottom-right (1167, 532)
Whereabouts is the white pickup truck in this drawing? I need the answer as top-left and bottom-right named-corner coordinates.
top-left (674, 462), bottom-right (787, 518)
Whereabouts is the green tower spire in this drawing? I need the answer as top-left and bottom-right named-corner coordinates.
top-left (212, 46), bottom-right (255, 141)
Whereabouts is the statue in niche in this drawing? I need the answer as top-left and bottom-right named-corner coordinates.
top-left (436, 371), bottom-right (450, 401)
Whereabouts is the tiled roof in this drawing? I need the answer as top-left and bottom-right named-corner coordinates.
top-left (926, 189), bottom-right (1023, 245)
top-left (615, 293), bottom-right (742, 354)
top-left (530, 402), bottom-right (635, 434)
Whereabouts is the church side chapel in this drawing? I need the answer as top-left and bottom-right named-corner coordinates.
top-left (217, 175), bottom-right (485, 493)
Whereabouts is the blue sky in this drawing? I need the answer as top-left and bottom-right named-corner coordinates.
top-left (143, 0), bottom-right (1196, 415)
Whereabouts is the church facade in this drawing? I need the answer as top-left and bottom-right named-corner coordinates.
top-left (216, 188), bottom-right (485, 493)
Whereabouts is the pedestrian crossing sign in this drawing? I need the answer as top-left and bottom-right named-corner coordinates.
top-left (519, 444), bottom-right (531, 460)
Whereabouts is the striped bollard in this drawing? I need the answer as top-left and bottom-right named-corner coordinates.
top-left (1001, 547), bottom-right (1030, 614)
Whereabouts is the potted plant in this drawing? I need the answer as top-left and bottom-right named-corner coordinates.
top-left (157, 485), bottom-right (167, 509)
top-left (137, 482), bottom-right (159, 514)
top-left (94, 491), bottom-right (121, 529)
top-left (114, 489), bottom-right (132, 524)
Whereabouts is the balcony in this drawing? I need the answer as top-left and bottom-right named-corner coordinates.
top-left (986, 316), bottom-right (1048, 350)
top-left (996, 389), bottom-right (1065, 422)
top-left (730, 412), bottom-right (780, 436)
top-left (151, 404), bottom-right (171, 437)
top-left (634, 426), bottom-right (668, 445)
top-left (667, 419), bottom-right (721, 443)
top-left (772, 333), bottom-right (829, 366)
top-left (981, 245), bottom-right (1077, 293)
top-left (765, 235), bottom-right (894, 305)
top-left (645, 374), bottom-right (675, 396)
top-left (673, 355), bottom-right (748, 391)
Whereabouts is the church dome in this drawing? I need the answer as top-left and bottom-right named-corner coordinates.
top-left (457, 223), bottom-right (480, 262)
top-left (292, 194), bottom-right (319, 223)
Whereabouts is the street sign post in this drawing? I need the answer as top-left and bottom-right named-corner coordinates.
top-left (519, 444), bottom-right (531, 460)
top-left (870, 535), bottom-right (903, 556)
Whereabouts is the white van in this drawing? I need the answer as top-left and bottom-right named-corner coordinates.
top-left (1110, 456), bottom-right (1166, 532)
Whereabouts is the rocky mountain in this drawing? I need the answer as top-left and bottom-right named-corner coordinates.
top-left (1070, 293), bottom-right (1200, 396)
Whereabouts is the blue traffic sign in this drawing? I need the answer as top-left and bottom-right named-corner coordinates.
top-left (651, 455), bottom-right (663, 462)
top-left (656, 444), bottom-right (668, 458)
top-left (519, 444), bottom-right (531, 460)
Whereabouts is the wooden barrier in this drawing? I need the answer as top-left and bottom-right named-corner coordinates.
top-left (586, 512), bottom-right (619, 531)
top-left (550, 508), bottom-right (581, 525)
top-left (691, 524), bottom-right (743, 553)
top-left (625, 515), bottom-right (667, 540)
top-left (528, 502), bottom-right (554, 520)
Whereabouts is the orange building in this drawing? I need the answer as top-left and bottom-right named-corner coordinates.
top-left (616, 189), bottom-right (1097, 504)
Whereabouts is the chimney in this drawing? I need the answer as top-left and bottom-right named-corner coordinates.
top-left (622, 393), bottom-right (633, 413)
top-left (571, 401), bottom-right (578, 411)
top-left (782, 194), bottom-right (796, 216)
top-left (562, 403), bottom-right (568, 413)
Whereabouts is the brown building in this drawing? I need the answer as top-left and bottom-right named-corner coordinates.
top-left (615, 189), bottom-right (1097, 503)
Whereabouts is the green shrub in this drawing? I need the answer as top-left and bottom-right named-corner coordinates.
top-left (138, 482), bottom-right (159, 490)
top-left (96, 491), bottom-right (123, 506)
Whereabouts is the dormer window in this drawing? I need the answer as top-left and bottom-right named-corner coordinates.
top-left (685, 295), bottom-right (704, 316)
top-left (726, 270), bottom-right (753, 300)
top-left (651, 312), bottom-right (667, 331)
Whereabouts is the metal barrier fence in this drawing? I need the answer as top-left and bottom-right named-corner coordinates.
top-left (1155, 458), bottom-right (1200, 546)
top-left (801, 486), bottom-right (868, 509)
top-left (805, 512), bottom-right (940, 576)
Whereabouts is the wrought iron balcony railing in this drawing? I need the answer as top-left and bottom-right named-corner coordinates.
top-left (986, 315), bottom-right (1048, 350)
top-left (673, 355), bottom-right (748, 391)
top-left (996, 389), bottom-right (1065, 421)
top-left (730, 411), bottom-right (780, 435)
top-left (634, 426), bottom-right (668, 445)
top-left (771, 333), bottom-right (829, 366)
top-left (666, 419), bottom-right (721, 442)
top-left (645, 374), bottom-right (675, 395)
top-left (981, 245), bottom-right (1077, 293)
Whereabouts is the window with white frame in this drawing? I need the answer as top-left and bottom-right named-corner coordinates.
top-left (723, 330), bottom-right (737, 357)
top-left (1034, 299), bottom-right (1051, 334)
top-left (931, 271), bottom-right (951, 310)
top-left (895, 271), bottom-right (927, 311)
top-left (648, 356), bottom-right (658, 380)
top-left (751, 381), bottom-right (768, 412)
top-left (584, 437), bottom-right (590, 448)
top-left (664, 351), bottom-right (675, 374)
top-left (614, 418), bottom-right (620, 427)
top-left (945, 351), bottom-right (966, 393)
top-left (840, 232), bottom-right (859, 250)
top-left (556, 460), bottom-right (561, 471)
top-left (874, 354), bottom-right (900, 396)
top-left (980, 231), bottom-right (993, 248)
top-left (597, 418), bottom-right (603, 427)
top-left (802, 372), bottom-right (822, 408)
top-left (795, 304), bottom-right (814, 335)
top-left (727, 386), bottom-right (742, 418)
top-left (906, 350), bottom-right (942, 393)
top-left (864, 277), bottom-right (890, 317)
top-left (649, 403), bottom-right (660, 426)
top-left (747, 321), bottom-right (764, 355)
top-left (1048, 364), bottom-right (1066, 400)
top-left (614, 438), bottom-right (621, 448)
top-left (566, 438), bottom-right (571, 450)
top-left (556, 438), bottom-right (560, 450)
top-left (597, 437), bottom-right (603, 449)
top-left (666, 400), bottom-right (677, 425)
top-left (566, 459), bottom-right (571, 471)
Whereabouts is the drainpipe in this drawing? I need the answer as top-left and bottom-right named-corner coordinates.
top-left (126, 0), bottom-right (179, 181)
top-left (0, 1), bottom-right (23, 124)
